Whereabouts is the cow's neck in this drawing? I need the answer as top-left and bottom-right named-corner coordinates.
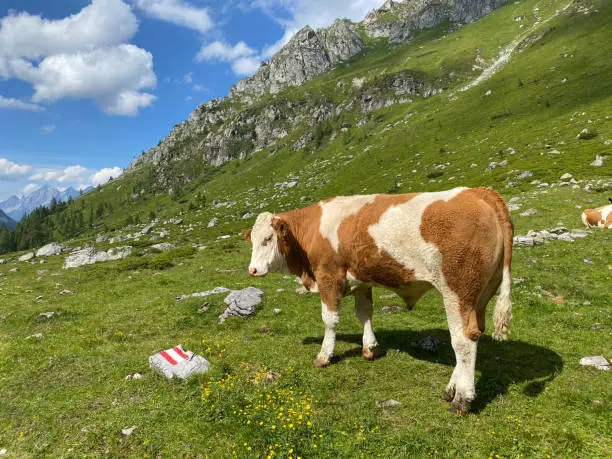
top-left (279, 207), bottom-right (318, 289)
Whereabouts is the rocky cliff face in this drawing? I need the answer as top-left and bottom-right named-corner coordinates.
top-left (130, 0), bottom-right (509, 186)
top-left (229, 21), bottom-right (364, 97)
top-left (363, 0), bottom-right (508, 44)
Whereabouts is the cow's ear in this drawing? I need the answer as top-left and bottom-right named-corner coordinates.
top-left (244, 229), bottom-right (252, 243)
top-left (273, 218), bottom-right (290, 239)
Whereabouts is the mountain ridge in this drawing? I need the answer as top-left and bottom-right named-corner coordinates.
top-left (0, 185), bottom-right (91, 221)
top-left (128, 0), bottom-right (510, 182)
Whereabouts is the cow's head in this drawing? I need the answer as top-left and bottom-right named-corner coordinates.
top-left (246, 212), bottom-right (290, 277)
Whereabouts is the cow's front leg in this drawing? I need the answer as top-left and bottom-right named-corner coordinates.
top-left (354, 288), bottom-right (378, 360)
top-left (314, 280), bottom-right (342, 367)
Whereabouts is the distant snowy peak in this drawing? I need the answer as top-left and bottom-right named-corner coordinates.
top-left (0, 185), bottom-right (91, 222)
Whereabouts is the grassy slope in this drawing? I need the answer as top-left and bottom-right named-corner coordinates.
top-left (1, 0), bottom-right (611, 457)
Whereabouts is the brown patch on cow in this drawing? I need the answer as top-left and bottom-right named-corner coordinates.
top-left (420, 188), bottom-right (513, 340)
top-left (273, 204), bottom-right (345, 310)
top-left (583, 208), bottom-right (602, 227)
top-left (272, 215), bottom-right (318, 292)
top-left (583, 206), bottom-right (612, 228)
top-left (271, 196), bottom-right (420, 312)
top-left (337, 194), bottom-right (418, 287)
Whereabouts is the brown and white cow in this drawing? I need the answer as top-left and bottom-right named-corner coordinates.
top-left (245, 187), bottom-right (514, 414)
top-left (581, 199), bottom-right (612, 228)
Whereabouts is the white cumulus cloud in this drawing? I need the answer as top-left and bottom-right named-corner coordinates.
top-left (231, 56), bottom-right (262, 76)
top-left (0, 1), bottom-right (157, 116)
top-left (27, 45), bottom-right (156, 116)
top-left (0, 158), bottom-right (33, 181)
top-left (30, 165), bottom-right (88, 183)
top-left (0, 94), bottom-right (43, 111)
top-left (0, 0), bottom-right (138, 59)
top-left (23, 183), bottom-right (40, 195)
top-left (196, 41), bottom-right (256, 62)
top-left (196, 40), bottom-right (260, 76)
top-left (91, 167), bottom-right (123, 186)
top-left (135, 0), bottom-right (214, 33)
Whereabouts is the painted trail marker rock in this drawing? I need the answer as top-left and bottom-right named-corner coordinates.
top-left (149, 345), bottom-right (210, 380)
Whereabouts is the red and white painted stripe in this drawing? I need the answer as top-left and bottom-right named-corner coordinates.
top-left (159, 346), bottom-right (190, 365)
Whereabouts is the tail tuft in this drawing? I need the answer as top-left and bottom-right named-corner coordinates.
top-left (493, 267), bottom-right (512, 341)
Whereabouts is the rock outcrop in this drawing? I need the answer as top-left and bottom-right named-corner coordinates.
top-left (36, 243), bottom-right (63, 257)
top-left (64, 246), bottom-right (133, 269)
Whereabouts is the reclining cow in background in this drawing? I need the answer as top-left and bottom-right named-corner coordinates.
top-left (581, 198), bottom-right (612, 228)
top-left (245, 187), bottom-right (514, 414)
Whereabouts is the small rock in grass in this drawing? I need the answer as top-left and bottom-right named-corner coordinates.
top-left (35, 295), bottom-right (43, 300)
top-left (579, 356), bottom-right (610, 371)
top-left (26, 333), bottom-right (44, 340)
top-left (125, 373), bottom-right (142, 381)
top-left (295, 286), bottom-right (309, 294)
top-left (512, 277), bottom-right (525, 285)
top-left (0, 448), bottom-right (6, 455)
top-left (39, 312), bottom-right (54, 319)
top-left (122, 426), bottom-right (137, 436)
top-left (577, 128), bottom-right (596, 140)
top-left (592, 400), bottom-right (602, 406)
top-left (411, 336), bottom-right (440, 352)
top-left (177, 286), bottom-right (230, 301)
top-left (149, 345), bottom-right (210, 380)
top-left (583, 259), bottom-right (594, 265)
top-left (381, 305), bottom-right (401, 313)
top-left (520, 208), bottom-right (537, 217)
top-left (218, 287), bottom-right (264, 324)
top-left (59, 290), bottom-right (73, 295)
top-left (198, 303), bottom-right (209, 313)
top-left (273, 308), bottom-right (282, 314)
top-left (19, 252), bottom-right (35, 262)
top-left (9, 268), bottom-right (18, 273)
top-left (377, 399), bottom-right (402, 408)
top-left (590, 155), bottom-right (605, 167)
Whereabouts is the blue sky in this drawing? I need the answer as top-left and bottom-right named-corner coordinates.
top-left (0, 0), bottom-right (381, 201)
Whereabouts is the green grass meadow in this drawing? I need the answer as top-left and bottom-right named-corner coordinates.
top-left (1, 0), bottom-right (611, 457)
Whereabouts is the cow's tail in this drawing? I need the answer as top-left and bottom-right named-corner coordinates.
top-left (490, 191), bottom-right (514, 342)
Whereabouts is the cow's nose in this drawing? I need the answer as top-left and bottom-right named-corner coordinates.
top-left (248, 267), bottom-right (257, 276)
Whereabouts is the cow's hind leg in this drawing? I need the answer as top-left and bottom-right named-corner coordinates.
top-left (354, 288), bottom-right (378, 360)
top-left (442, 295), bottom-right (479, 415)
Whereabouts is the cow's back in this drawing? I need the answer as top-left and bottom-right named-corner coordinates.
top-left (333, 188), bottom-right (510, 293)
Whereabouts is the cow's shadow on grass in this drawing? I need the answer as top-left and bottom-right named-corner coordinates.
top-left (303, 328), bottom-right (563, 413)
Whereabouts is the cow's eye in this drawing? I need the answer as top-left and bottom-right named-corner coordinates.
top-left (264, 236), bottom-right (273, 244)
